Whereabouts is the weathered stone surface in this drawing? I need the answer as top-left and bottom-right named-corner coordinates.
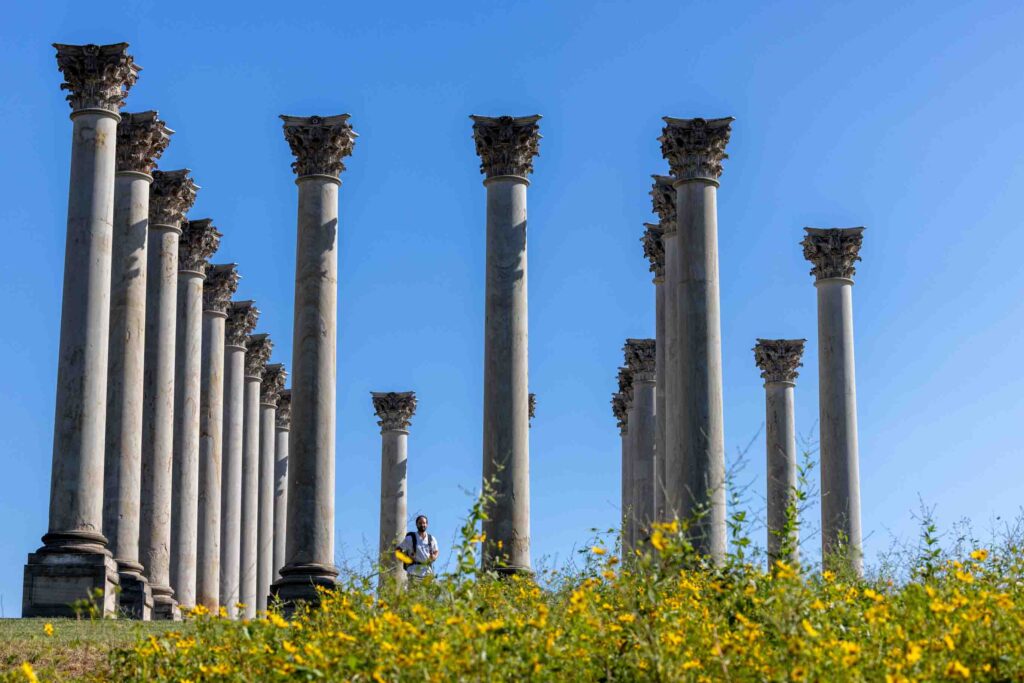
top-left (53, 42), bottom-right (139, 113)
top-left (116, 111), bottom-right (171, 174)
top-left (178, 218), bottom-right (221, 275)
top-left (373, 391), bottom-right (416, 588)
top-left (659, 117), bottom-right (734, 182)
top-left (149, 170), bottom-right (198, 228)
top-left (241, 335), bottom-right (271, 617)
top-left (371, 391), bottom-right (417, 432)
top-left (273, 390), bottom-right (290, 580)
top-left (650, 176), bottom-right (676, 233)
top-left (470, 115), bottom-right (541, 178)
top-left (203, 264), bottom-right (240, 315)
top-left (258, 364), bottom-right (286, 610)
top-left (753, 339), bottom-right (806, 385)
top-left (801, 227), bottom-right (865, 281)
top-left (280, 114), bottom-right (357, 177)
top-left (642, 223), bottom-right (664, 278)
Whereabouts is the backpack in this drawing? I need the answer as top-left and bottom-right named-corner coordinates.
top-left (399, 532), bottom-right (434, 569)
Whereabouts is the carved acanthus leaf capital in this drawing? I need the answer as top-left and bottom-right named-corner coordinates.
top-left (150, 169), bottom-right (198, 229)
top-left (276, 390), bottom-right (291, 430)
top-left (116, 111), bottom-right (172, 174)
top-left (225, 301), bottom-right (259, 348)
top-left (801, 227), bottom-right (865, 281)
top-left (371, 391), bottom-right (417, 432)
top-left (754, 339), bottom-right (806, 384)
top-left (280, 114), bottom-right (357, 178)
top-left (261, 364), bottom-right (287, 406)
top-left (245, 334), bottom-right (273, 380)
top-left (53, 43), bottom-right (140, 113)
top-left (641, 223), bottom-right (664, 277)
top-left (470, 115), bottom-right (541, 178)
top-left (625, 338), bottom-right (656, 380)
top-left (616, 365), bottom-right (634, 409)
top-left (650, 175), bottom-right (676, 234)
top-left (179, 219), bottom-right (221, 274)
top-left (203, 264), bottom-right (240, 314)
top-left (659, 117), bottom-right (734, 182)
top-left (611, 393), bottom-right (628, 433)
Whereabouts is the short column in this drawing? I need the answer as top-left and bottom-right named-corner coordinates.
top-left (372, 392), bottom-right (417, 588)
top-left (273, 390), bottom-right (291, 580)
top-left (171, 219), bottom-right (221, 609)
top-left (24, 43), bottom-right (139, 619)
top-left (802, 227), bottom-right (865, 574)
top-left (103, 110), bottom-right (171, 620)
top-left (196, 265), bottom-right (239, 611)
top-left (273, 114), bottom-right (357, 608)
top-left (141, 169), bottom-right (198, 621)
top-left (625, 339), bottom-right (656, 547)
top-left (659, 117), bottom-right (733, 562)
top-left (615, 366), bottom-right (634, 552)
top-left (641, 224), bottom-right (666, 521)
top-left (241, 333), bottom-right (272, 617)
top-left (471, 114), bottom-right (541, 574)
top-left (258, 363), bottom-right (287, 611)
top-left (219, 301), bottom-right (259, 618)
top-left (754, 339), bottom-right (805, 566)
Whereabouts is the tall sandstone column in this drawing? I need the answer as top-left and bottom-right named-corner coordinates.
top-left (659, 117), bottom-right (733, 562)
top-left (141, 169), bottom-right (198, 621)
top-left (103, 110), bottom-right (170, 620)
top-left (273, 390), bottom-right (291, 580)
top-left (802, 227), bottom-right (865, 574)
top-left (641, 224), bottom-right (666, 521)
top-left (196, 265), bottom-right (239, 610)
top-left (471, 114), bottom-right (541, 574)
top-left (372, 392), bottom-right (417, 588)
top-left (258, 364), bottom-right (286, 611)
top-left (24, 43), bottom-right (139, 619)
top-left (241, 333), bottom-right (272, 617)
top-left (171, 219), bottom-right (221, 609)
top-left (220, 301), bottom-right (258, 617)
top-left (273, 114), bottom-right (357, 607)
top-left (615, 366), bottom-right (634, 553)
top-left (625, 339), bottom-right (656, 547)
top-left (754, 339), bottom-right (805, 566)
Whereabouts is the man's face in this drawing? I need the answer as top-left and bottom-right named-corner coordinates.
top-left (417, 517), bottom-right (428, 532)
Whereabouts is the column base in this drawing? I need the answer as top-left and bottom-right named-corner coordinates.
top-left (150, 585), bottom-right (180, 621)
top-left (269, 562), bottom-right (338, 615)
top-left (115, 562), bottom-right (153, 620)
top-left (491, 564), bottom-right (534, 578)
top-left (22, 539), bottom-right (119, 618)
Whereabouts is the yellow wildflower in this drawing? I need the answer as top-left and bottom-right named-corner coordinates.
top-left (682, 659), bottom-right (701, 670)
top-left (955, 570), bottom-right (974, 584)
top-left (20, 662), bottom-right (38, 683)
top-left (43, 623), bottom-right (53, 637)
top-left (801, 619), bottom-right (820, 638)
top-left (970, 548), bottom-right (989, 561)
top-left (945, 661), bottom-right (970, 679)
top-left (905, 643), bottom-right (922, 664)
top-left (395, 549), bottom-right (413, 564)
top-left (591, 546), bottom-right (606, 555)
top-left (650, 530), bottom-right (666, 551)
top-left (944, 634), bottom-right (956, 651)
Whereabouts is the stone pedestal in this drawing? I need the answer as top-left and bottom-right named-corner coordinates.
top-left (103, 111), bottom-right (170, 620)
top-left (241, 334), bottom-right (272, 618)
top-left (802, 227), bottom-right (865, 574)
top-left (220, 302), bottom-right (258, 618)
top-left (625, 339), bottom-right (656, 547)
top-left (258, 364), bottom-right (286, 611)
top-left (372, 392), bottom-right (417, 588)
top-left (754, 339), bottom-right (805, 565)
top-left (196, 265), bottom-right (239, 610)
top-left (642, 224), bottom-right (666, 521)
top-left (659, 117), bottom-right (733, 563)
top-left (140, 168), bottom-right (198, 621)
top-left (273, 391), bottom-right (291, 581)
top-left (24, 42), bottom-right (139, 619)
top-left (273, 114), bottom-right (356, 609)
top-left (471, 114), bottom-right (540, 574)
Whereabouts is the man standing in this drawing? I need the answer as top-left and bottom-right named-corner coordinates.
top-left (397, 515), bottom-right (439, 580)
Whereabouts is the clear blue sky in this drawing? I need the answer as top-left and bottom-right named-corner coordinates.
top-left (2, 0), bottom-right (1023, 612)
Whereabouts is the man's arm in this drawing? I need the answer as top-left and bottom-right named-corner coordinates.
top-left (430, 537), bottom-right (440, 562)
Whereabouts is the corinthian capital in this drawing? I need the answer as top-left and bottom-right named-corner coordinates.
top-left (650, 175), bottom-right (676, 234)
top-left (150, 170), bottom-right (198, 229)
top-left (116, 111), bottom-right (172, 174)
top-left (611, 393), bottom-right (628, 433)
top-left (225, 301), bottom-right (259, 348)
top-left (280, 114), bottom-right (357, 178)
top-left (801, 227), bottom-right (865, 281)
top-left (53, 43), bottom-right (140, 113)
top-left (659, 117), bottom-right (734, 182)
top-left (470, 115), bottom-right (541, 179)
top-left (261, 364), bottom-right (287, 406)
top-left (203, 264), bottom-right (240, 314)
top-left (179, 219), bottom-right (221, 274)
top-left (617, 366), bottom-right (634, 409)
top-left (276, 390), bottom-right (291, 430)
top-left (371, 391), bottom-right (417, 432)
top-left (625, 338), bottom-right (656, 381)
top-left (642, 223), bottom-right (664, 278)
top-left (753, 339), bottom-right (806, 384)
top-left (245, 334), bottom-right (273, 380)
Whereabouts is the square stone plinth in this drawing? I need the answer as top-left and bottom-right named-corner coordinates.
top-left (118, 572), bottom-right (153, 620)
top-left (23, 550), bottom-right (119, 618)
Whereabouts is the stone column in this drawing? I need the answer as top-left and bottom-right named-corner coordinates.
top-left (140, 169), bottom-right (199, 621)
top-left (219, 301), bottom-right (258, 618)
top-left (642, 224), bottom-right (666, 521)
top-left (273, 390), bottom-right (291, 580)
top-left (195, 265), bottom-right (239, 611)
top-left (372, 392), bottom-right (417, 588)
top-left (754, 339), bottom-right (805, 566)
top-left (471, 114), bottom-right (541, 574)
top-left (170, 219), bottom-right (221, 609)
top-left (802, 227), bottom-right (865, 574)
top-left (625, 339), bottom-right (656, 547)
top-left (615, 366), bottom-right (634, 553)
top-left (258, 363), bottom-right (286, 611)
top-left (24, 43), bottom-right (140, 619)
top-left (103, 111), bottom-right (170, 620)
top-left (241, 333), bottom-right (272, 617)
top-left (659, 117), bottom-right (733, 563)
top-left (273, 114), bottom-right (357, 607)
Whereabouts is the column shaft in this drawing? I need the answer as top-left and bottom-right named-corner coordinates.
top-left (219, 344), bottom-right (246, 616)
top-left (378, 429), bottom-right (408, 586)
top-left (765, 382), bottom-right (797, 563)
top-left (273, 424), bottom-right (289, 579)
top-left (240, 376), bottom-right (261, 617)
top-left (654, 281), bottom-right (666, 521)
top-left (257, 402), bottom-right (276, 611)
top-left (631, 376), bottom-right (656, 544)
top-left (197, 311), bottom-right (226, 609)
